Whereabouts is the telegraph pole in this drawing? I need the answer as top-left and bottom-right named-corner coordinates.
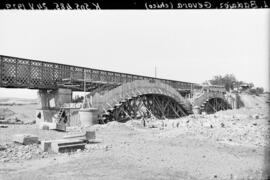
top-left (155, 66), bottom-right (157, 78)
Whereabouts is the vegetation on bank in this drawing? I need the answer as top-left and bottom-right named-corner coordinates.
top-left (204, 74), bottom-right (265, 95)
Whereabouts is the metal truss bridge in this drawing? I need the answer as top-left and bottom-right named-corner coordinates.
top-left (0, 55), bottom-right (231, 121)
top-left (0, 55), bottom-right (203, 94)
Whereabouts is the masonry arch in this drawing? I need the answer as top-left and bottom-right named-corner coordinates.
top-left (91, 80), bottom-right (192, 123)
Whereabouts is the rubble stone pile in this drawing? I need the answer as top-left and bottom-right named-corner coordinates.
top-left (0, 143), bottom-right (47, 163)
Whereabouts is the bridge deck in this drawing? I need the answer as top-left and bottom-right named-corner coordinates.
top-left (0, 55), bottom-right (201, 92)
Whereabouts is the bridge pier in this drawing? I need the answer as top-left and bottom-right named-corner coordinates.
top-left (38, 88), bottom-right (72, 109)
top-left (36, 88), bottom-right (72, 125)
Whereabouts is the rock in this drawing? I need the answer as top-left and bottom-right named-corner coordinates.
top-left (13, 134), bottom-right (39, 145)
top-left (105, 146), bottom-right (110, 151)
top-left (203, 122), bottom-right (212, 128)
top-left (221, 123), bottom-right (225, 128)
top-left (26, 154), bottom-right (32, 160)
top-left (17, 152), bottom-right (23, 158)
top-left (76, 149), bottom-right (81, 153)
top-left (0, 115), bottom-right (4, 120)
top-left (8, 116), bottom-right (24, 124)
top-left (41, 152), bottom-right (48, 158)
top-left (1, 158), bottom-right (9, 163)
top-left (252, 114), bottom-right (260, 119)
top-left (85, 144), bottom-right (98, 150)
top-left (0, 145), bottom-right (6, 151)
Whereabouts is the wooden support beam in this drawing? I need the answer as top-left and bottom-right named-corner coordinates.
top-left (152, 96), bottom-right (165, 118)
top-left (167, 102), bottom-right (181, 118)
top-left (206, 100), bottom-right (217, 113)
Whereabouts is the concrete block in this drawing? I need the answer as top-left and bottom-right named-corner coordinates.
top-left (13, 134), bottom-right (39, 145)
top-left (51, 139), bottom-right (86, 153)
top-left (40, 141), bottom-right (52, 152)
top-left (86, 131), bottom-right (96, 140)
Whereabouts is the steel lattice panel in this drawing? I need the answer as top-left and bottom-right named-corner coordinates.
top-left (2, 57), bottom-right (17, 86)
top-left (60, 65), bottom-right (71, 80)
top-left (30, 61), bottom-right (42, 88)
top-left (100, 71), bottom-right (107, 82)
top-left (72, 67), bottom-right (83, 80)
top-left (53, 64), bottom-right (62, 81)
top-left (42, 63), bottom-right (55, 88)
top-left (114, 73), bottom-right (121, 83)
top-left (92, 70), bottom-right (100, 81)
top-left (17, 59), bottom-right (30, 87)
top-left (84, 69), bottom-right (92, 81)
top-left (0, 55), bottom-right (203, 92)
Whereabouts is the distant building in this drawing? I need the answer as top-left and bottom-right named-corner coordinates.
top-left (233, 83), bottom-right (253, 92)
top-left (240, 83), bottom-right (251, 91)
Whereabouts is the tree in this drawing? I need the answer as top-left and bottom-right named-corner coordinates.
top-left (254, 87), bottom-right (264, 94)
top-left (223, 74), bottom-right (237, 91)
top-left (206, 74), bottom-right (263, 93)
top-left (209, 74), bottom-right (236, 91)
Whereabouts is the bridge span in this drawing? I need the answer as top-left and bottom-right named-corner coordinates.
top-left (0, 55), bottom-right (231, 124)
top-left (0, 55), bottom-right (202, 93)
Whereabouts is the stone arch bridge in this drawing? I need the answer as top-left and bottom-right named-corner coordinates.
top-left (0, 55), bottom-right (231, 123)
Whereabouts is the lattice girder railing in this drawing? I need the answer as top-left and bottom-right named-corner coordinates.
top-left (1, 55), bottom-right (199, 91)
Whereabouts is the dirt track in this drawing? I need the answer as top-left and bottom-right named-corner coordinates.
top-left (0, 94), bottom-right (269, 180)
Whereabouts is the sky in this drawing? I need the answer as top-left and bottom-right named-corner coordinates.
top-left (0, 10), bottom-right (269, 99)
